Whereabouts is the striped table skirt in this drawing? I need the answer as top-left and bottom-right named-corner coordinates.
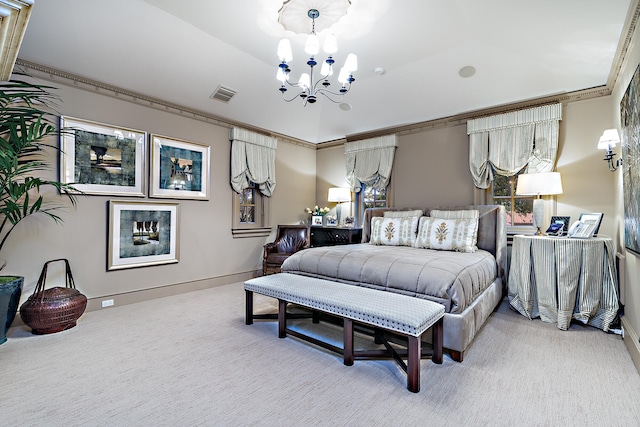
top-left (508, 235), bottom-right (619, 331)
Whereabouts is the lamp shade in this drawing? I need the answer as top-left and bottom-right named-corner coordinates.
top-left (328, 187), bottom-right (350, 202)
top-left (597, 129), bottom-right (620, 150)
top-left (515, 172), bottom-right (563, 196)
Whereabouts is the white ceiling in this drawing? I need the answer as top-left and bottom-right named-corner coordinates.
top-left (16, 0), bottom-right (632, 144)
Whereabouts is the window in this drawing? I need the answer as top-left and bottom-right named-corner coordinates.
top-left (355, 183), bottom-right (388, 225)
top-left (491, 169), bottom-right (534, 229)
top-left (232, 183), bottom-right (270, 238)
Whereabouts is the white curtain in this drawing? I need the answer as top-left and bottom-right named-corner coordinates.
top-left (230, 127), bottom-right (277, 197)
top-left (468, 104), bottom-right (562, 188)
top-left (345, 134), bottom-right (398, 192)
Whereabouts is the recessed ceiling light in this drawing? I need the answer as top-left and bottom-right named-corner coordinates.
top-left (374, 67), bottom-right (385, 76)
top-left (459, 66), bottom-right (476, 78)
top-left (340, 103), bottom-right (351, 111)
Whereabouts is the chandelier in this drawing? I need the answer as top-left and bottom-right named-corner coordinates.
top-left (276, 6), bottom-right (357, 106)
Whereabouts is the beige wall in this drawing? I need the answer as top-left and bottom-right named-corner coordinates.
top-left (2, 79), bottom-right (316, 307)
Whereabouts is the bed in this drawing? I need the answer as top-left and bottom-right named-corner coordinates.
top-left (281, 204), bottom-right (507, 362)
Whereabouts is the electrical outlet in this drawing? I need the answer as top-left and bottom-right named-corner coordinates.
top-left (101, 299), bottom-right (114, 308)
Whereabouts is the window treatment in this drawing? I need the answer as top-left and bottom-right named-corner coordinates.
top-left (345, 134), bottom-right (398, 192)
top-left (467, 104), bottom-right (562, 189)
top-left (230, 127), bottom-right (277, 197)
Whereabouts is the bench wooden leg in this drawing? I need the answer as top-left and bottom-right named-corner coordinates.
top-left (432, 317), bottom-right (443, 364)
top-left (407, 336), bottom-right (421, 393)
top-left (278, 299), bottom-right (287, 338)
top-left (343, 318), bottom-right (354, 366)
top-left (245, 290), bottom-right (253, 325)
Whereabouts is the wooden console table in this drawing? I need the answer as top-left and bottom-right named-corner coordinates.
top-left (508, 235), bottom-right (619, 331)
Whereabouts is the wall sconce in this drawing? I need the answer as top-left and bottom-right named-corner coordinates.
top-left (328, 187), bottom-right (351, 225)
top-left (515, 172), bottom-right (563, 235)
top-left (597, 128), bottom-right (622, 172)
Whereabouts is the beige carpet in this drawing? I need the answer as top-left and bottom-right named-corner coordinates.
top-left (2, 281), bottom-right (640, 427)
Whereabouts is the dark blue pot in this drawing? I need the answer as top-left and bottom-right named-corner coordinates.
top-left (0, 276), bottom-right (24, 345)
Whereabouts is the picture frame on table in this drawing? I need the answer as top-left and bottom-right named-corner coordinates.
top-left (578, 213), bottom-right (604, 237)
top-left (325, 216), bottom-right (338, 226)
top-left (311, 215), bottom-right (323, 226)
top-left (60, 116), bottom-right (146, 196)
top-left (108, 200), bottom-right (180, 271)
top-left (149, 134), bottom-right (210, 200)
top-left (549, 216), bottom-right (571, 236)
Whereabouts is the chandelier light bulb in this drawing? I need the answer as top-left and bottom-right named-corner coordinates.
top-left (338, 66), bottom-right (349, 84)
top-left (320, 60), bottom-right (333, 77)
top-left (305, 33), bottom-right (320, 55)
top-left (276, 67), bottom-right (287, 83)
top-left (299, 73), bottom-right (311, 90)
top-left (344, 53), bottom-right (358, 73)
top-left (323, 33), bottom-right (338, 54)
top-left (277, 39), bottom-right (293, 62)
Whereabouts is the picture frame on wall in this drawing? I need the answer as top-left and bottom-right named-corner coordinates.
top-left (108, 200), bottom-right (180, 271)
top-left (149, 135), bottom-right (211, 200)
top-left (60, 116), bottom-right (146, 196)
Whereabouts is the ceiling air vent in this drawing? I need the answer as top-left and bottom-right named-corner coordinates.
top-left (210, 85), bottom-right (237, 103)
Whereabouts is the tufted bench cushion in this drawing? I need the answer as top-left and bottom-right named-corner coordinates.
top-left (244, 273), bottom-right (445, 392)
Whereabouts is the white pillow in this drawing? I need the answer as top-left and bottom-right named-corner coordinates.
top-left (429, 209), bottom-right (479, 220)
top-left (415, 217), bottom-right (478, 252)
top-left (383, 209), bottom-right (424, 218)
top-left (370, 216), bottom-right (418, 246)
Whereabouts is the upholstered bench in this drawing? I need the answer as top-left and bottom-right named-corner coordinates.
top-left (244, 273), bottom-right (445, 393)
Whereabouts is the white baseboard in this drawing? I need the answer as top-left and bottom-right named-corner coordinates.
top-left (622, 316), bottom-right (640, 375)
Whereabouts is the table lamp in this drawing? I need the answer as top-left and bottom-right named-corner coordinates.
top-left (328, 187), bottom-right (351, 226)
top-left (515, 172), bottom-right (563, 235)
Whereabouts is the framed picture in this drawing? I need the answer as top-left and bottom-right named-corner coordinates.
top-left (60, 116), bottom-right (146, 196)
top-left (326, 216), bottom-right (338, 226)
top-left (311, 215), bottom-right (323, 226)
top-left (108, 200), bottom-right (180, 270)
top-left (578, 213), bottom-right (604, 237)
top-left (621, 62), bottom-right (640, 254)
top-left (150, 135), bottom-right (210, 200)
top-left (549, 216), bottom-right (570, 236)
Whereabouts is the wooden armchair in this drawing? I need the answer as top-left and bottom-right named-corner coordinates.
top-left (262, 225), bottom-right (310, 275)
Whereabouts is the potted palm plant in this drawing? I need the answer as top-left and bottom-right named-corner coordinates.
top-left (0, 76), bottom-right (80, 344)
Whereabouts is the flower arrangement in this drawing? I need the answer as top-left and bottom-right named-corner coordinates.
top-left (305, 205), bottom-right (330, 216)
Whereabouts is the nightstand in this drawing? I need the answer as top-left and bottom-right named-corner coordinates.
top-left (508, 235), bottom-right (619, 331)
top-left (310, 227), bottom-right (362, 247)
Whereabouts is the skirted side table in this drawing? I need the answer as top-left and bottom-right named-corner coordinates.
top-left (508, 235), bottom-right (619, 331)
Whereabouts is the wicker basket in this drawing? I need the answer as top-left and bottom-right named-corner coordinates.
top-left (20, 259), bottom-right (87, 335)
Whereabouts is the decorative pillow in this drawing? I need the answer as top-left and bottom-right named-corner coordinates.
top-left (429, 209), bottom-right (479, 220)
top-left (383, 209), bottom-right (424, 218)
top-left (415, 217), bottom-right (479, 252)
top-left (370, 216), bottom-right (419, 246)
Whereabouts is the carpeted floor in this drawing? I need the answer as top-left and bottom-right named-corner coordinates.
top-left (2, 281), bottom-right (640, 426)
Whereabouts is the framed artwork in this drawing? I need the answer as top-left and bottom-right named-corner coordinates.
top-left (620, 62), bottom-right (640, 254)
top-left (311, 215), bottom-right (323, 226)
top-left (578, 213), bottom-right (604, 237)
top-left (108, 200), bottom-right (180, 270)
top-left (326, 216), bottom-right (338, 226)
top-left (549, 216), bottom-right (570, 236)
top-left (150, 135), bottom-right (210, 200)
top-left (60, 116), bottom-right (146, 196)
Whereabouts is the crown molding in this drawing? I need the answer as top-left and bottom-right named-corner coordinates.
top-left (13, 58), bottom-right (317, 150)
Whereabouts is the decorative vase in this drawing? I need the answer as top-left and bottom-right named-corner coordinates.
top-left (0, 276), bottom-right (24, 345)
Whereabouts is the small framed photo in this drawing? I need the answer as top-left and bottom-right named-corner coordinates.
top-left (344, 216), bottom-right (355, 228)
top-left (150, 135), bottom-right (210, 200)
top-left (311, 215), bottom-right (323, 226)
top-left (579, 213), bottom-right (604, 237)
top-left (549, 216), bottom-right (571, 236)
top-left (108, 200), bottom-right (180, 270)
top-left (326, 216), bottom-right (338, 226)
top-left (60, 116), bottom-right (146, 196)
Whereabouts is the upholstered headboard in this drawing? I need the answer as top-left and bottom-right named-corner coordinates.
top-left (361, 205), bottom-right (507, 282)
